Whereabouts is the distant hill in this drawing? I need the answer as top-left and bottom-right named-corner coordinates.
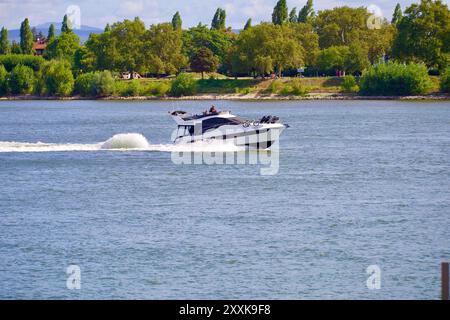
top-left (8, 22), bottom-right (103, 44)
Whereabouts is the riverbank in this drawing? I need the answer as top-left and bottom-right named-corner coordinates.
top-left (1, 93), bottom-right (450, 101)
top-left (1, 76), bottom-right (448, 101)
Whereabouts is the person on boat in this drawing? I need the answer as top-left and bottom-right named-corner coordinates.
top-left (209, 106), bottom-right (218, 114)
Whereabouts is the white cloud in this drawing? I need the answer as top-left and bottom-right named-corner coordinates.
top-left (114, 0), bottom-right (160, 26)
top-left (119, 0), bottom-right (145, 15)
top-left (241, 0), bottom-right (274, 19)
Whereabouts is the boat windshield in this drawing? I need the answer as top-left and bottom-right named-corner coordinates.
top-left (201, 117), bottom-right (244, 132)
top-left (177, 125), bottom-right (194, 137)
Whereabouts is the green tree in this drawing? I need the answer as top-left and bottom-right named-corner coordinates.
top-left (39, 60), bottom-right (74, 96)
top-left (289, 8), bottom-right (298, 23)
top-left (211, 8), bottom-right (226, 30)
top-left (272, 0), bottom-right (288, 25)
top-left (291, 22), bottom-right (320, 66)
top-left (244, 19), bottom-right (252, 30)
top-left (47, 24), bottom-right (55, 41)
top-left (0, 54), bottom-right (45, 71)
top-left (171, 72), bottom-right (197, 96)
top-left (84, 29), bottom-right (116, 71)
top-left (366, 23), bottom-right (395, 64)
top-left (20, 18), bottom-right (34, 54)
top-left (11, 41), bottom-right (22, 54)
top-left (91, 18), bottom-right (146, 73)
top-left (344, 42), bottom-right (370, 74)
top-left (74, 46), bottom-right (96, 74)
top-left (230, 23), bottom-right (304, 76)
top-left (315, 46), bottom-right (349, 72)
top-left (392, 0), bottom-right (450, 71)
top-left (45, 31), bottom-right (80, 63)
top-left (0, 27), bottom-right (11, 55)
top-left (298, 0), bottom-right (315, 23)
top-left (104, 24), bottom-right (111, 32)
top-left (172, 11), bottom-right (182, 30)
top-left (314, 6), bottom-right (369, 48)
top-left (392, 3), bottom-right (403, 24)
top-left (8, 64), bottom-right (35, 94)
top-left (190, 48), bottom-right (219, 79)
top-left (61, 14), bottom-right (72, 33)
top-left (182, 24), bottom-right (236, 68)
top-left (440, 67), bottom-right (450, 92)
top-left (145, 23), bottom-right (187, 75)
top-left (0, 64), bottom-right (8, 95)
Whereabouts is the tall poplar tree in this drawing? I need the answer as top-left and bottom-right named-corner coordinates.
top-left (172, 11), bottom-right (182, 30)
top-left (244, 18), bottom-right (252, 30)
top-left (298, 0), bottom-right (315, 23)
top-left (0, 27), bottom-right (11, 54)
top-left (272, 0), bottom-right (288, 25)
top-left (289, 8), bottom-right (298, 23)
top-left (61, 14), bottom-right (72, 33)
top-left (392, 4), bottom-right (403, 24)
top-left (20, 18), bottom-right (34, 54)
top-left (211, 8), bottom-right (226, 30)
top-left (47, 24), bottom-right (55, 41)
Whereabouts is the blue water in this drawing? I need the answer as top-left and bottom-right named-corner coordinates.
top-left (0, 100), bottom-right (449, 299)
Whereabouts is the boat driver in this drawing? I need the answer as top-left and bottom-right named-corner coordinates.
top-left (209, 106), bottom-right (218, 114)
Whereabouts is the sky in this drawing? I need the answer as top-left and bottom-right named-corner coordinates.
top-left (0, 0), bottom-right (449, 30)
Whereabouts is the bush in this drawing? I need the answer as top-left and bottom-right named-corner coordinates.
top-left (235, 87), bottom-right (253, 94)
top-left (40, 60), bottom-right (74, 96)
top-left (8, 64), bottom-right (35, 94)
top-left (114, 80), bottom-right (145, 97)
top-left (279, 85), bottom-right (293, 96)
top-left (0, 54), bottom-right (45, 72)
top-left (268, 80), bottom-right (283, 94)
top-left (170, 73), bottom-right (197, 97)
top-left (360, 62), bottom-right (432, 96)
top-left (74, 71), bottom-right (115, 97)
top-left (113, 80), bottom-right (128, 96)
top-left (0, 64), bottom-right (8, 95)
top-left (125, 80), bottom-right (141, 96)
top-left (93, 71), bottom-right (115, 97)
top-left (278, 80), bottom-right (308, 96)
top-left (290, 79), bottom-right (309, 96)
top-left (440, 68), bottom-right (450, 93)
top-left (74, 72), bottom-right (96, 96)
top-left (341, 75), bottom-right (359, 93)
top-left (147, 82), bottom-right (171, 96)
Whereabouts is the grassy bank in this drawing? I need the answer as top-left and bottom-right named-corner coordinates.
top-left (1, 74), bottom-right (448, 100)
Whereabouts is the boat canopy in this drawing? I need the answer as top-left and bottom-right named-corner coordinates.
top-left (201, 117), bottom-right (244, 132)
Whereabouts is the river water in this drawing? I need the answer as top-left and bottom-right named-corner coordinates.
top-left (0, 100), bottom-right (449, 299)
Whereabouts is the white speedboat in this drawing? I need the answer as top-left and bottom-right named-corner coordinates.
top-left (170, 109), bottom-right (288, 149)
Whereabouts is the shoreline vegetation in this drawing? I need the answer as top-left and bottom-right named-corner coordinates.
top-left (1, 0), bottom-right (450, 101)
top-left (1, 93), bottom-right (449, 101)
top-left (1, 74), bottom-right (449, 101)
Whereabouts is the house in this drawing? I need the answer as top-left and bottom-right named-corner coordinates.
top-left (121, 72), bottom-right (142, 80)
top-left (33, 39), bottom-right (46, 56)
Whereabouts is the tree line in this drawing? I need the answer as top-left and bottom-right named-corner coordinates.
top-left (0, 0), bottom-right (449, 97)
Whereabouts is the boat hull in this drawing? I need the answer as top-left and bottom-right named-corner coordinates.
top-left (175, 124), bottom-right (286, 150)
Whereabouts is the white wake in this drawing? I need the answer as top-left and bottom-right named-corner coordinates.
top-left (0, 133), bottom-right (242, 153)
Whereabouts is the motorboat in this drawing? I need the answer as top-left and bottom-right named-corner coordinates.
top-left (170, 109), bottom-right (288, 149)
